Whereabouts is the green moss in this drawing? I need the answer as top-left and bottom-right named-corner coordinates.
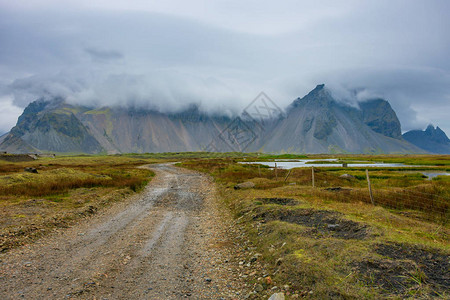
top-left (36, 113), bottom-right (85, 137)
top-left (84, 108), bottom-right (111, 115)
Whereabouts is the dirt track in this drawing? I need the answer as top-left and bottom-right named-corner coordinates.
top-left (0, 164), bottom-right (247, 299)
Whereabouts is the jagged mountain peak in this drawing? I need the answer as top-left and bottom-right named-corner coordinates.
top-left (403, 124), bottom-right (450, 154)
top-left (310, 83), bottom-right (326, 94)
top-left (435, 126), bottom-right (447, 135)
top-left (303, 83), bottom-right (332, 100)
top-left (290, 84), bottom-right (334, 110)
top-left (287, 85), bottom-right (402, 139)
top-left (424, 124), bottom-right (450, 142)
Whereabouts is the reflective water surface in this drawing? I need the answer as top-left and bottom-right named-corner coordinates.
top-left (240, 159), bottom-right (408, 169)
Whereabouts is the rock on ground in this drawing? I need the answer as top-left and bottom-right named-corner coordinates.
top-left (268, 292), bottom-right (285, 300)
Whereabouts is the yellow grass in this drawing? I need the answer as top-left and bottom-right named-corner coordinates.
top-left (0, 155), bottom-right (157, 252)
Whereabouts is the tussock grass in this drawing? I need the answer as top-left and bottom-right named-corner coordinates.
top-left (0, 168), bottom-right (150, 197)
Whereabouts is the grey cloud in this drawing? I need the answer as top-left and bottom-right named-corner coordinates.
top-left (6, 70), bottom-right (243, 117)
top-left (0, 1), bottom-right (449, 135)
top-left (315, 67), bottom-right (450, 132)
top-left (0, 95), bottom-right (22, 135)
top-left (7, 73), bottom-right (88, 107)
top-left (85, 48), bottom-right (124, 62)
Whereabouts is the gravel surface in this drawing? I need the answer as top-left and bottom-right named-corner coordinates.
top-left (0, 163), bottom-right (250, 299)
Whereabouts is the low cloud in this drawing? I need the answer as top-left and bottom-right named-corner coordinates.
top-left (0, 95), bottom-right (23, 135)
top-left (1, 1), bottom-right (449, 134)
top-left (6, 70), bottom-right (244, 117)
top-left (85, 48), bottom-right (124, 63)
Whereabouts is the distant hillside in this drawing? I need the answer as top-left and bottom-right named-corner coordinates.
top-left (0, 84), bottom-right (425, 154)
top-left (403, 125), bottom-right (450, 154)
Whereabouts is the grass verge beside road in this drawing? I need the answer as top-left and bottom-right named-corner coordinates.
top-left (0, 155), bottom-right (155, 252)
top-left (180, 156), bottom-right (449, 299)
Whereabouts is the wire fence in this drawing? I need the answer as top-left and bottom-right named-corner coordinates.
top-left (372, 189), bottom-right (449, 222)
top-left (280, 166), bottom-right (450, 224)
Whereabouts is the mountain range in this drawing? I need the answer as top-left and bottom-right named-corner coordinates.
top-left (0, 84), bottom-right (447, 154)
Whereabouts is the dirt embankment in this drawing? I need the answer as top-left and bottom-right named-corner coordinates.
top-left (0, 164), bottom-right (249, 299)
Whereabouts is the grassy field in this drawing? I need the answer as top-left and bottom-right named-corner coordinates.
top-left (0, 155), bottom-right (157, 252)
top-left (1, 152), bottom-right (449, 298)
top-left (180, 154), bottom-right (449, 299)
top-left (0, 152), bottom-right (254, 252)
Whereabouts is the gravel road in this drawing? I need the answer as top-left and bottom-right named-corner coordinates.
top-left (0, 164), bottom-right (248, 299)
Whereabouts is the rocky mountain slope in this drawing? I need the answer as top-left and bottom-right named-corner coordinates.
top-left (359, 98), bottom-right (402, 139)
top-left (0, 101), bottom-right (232, 154)
top-left (251, 85), bottom-right (420, 153)
top-left (0, 133), bottom-right (8, 146)
top-left (403, 125), bottom-right (450, 154)
top-left (0, 99), bottom-right (103, 154)
top-left (0, 84), bottom-right (427, 154)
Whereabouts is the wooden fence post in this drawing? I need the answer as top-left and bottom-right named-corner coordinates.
top-left (258, 165), bottom-right (261, 177)
top-left (366, 169), bottom-right (375, 205)
top-left (284, 169), bottom-right (292, 182)
top-left (312, 166), bottom-right (315, 188)
top-left (275, 163), bottom-right (278, 180)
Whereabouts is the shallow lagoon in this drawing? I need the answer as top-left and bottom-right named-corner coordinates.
top-left (240, 159), bottom-right (407, 169)
top-left (421, 172), bottom-right (450, 180)
top-left (240, 159), bottom-right (450, 180)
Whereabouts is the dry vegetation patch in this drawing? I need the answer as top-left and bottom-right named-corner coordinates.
top-left (255, 208), bottom-right (372, 240)
top-left (356, 242), bottom-right (449, 297)
top-left (255, 197), bottom-right (299, 206)
top-left (0, 155), bottom-right (156, 252)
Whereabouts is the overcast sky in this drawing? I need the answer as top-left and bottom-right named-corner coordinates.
top-left (1, 0), bottom-right (449, 135)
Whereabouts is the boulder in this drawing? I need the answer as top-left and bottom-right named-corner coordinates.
top-left (234, 182), bottom-right (255, 190)
top-left (24, 167), bottom-right (38, 174)
top-left (339, 174), bottom-right (355, 179)
top-left (268, 293), bottom-right (285, 300)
